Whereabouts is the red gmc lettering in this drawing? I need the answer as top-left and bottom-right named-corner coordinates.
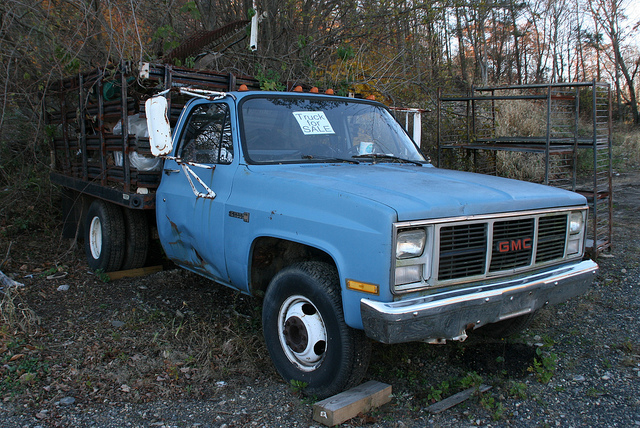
top-left (498, 238), bottom-right (532, 253)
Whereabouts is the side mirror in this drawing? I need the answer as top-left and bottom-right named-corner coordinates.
top-left (145, 96), bottom-right (173, 156)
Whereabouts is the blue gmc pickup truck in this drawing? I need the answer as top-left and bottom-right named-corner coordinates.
top-left (49, 65), bottom-right (598, 399)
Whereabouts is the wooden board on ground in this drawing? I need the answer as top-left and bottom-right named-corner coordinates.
top-left (312, 380), bottom-right (392, 427)
top-left (427, 384), bottom-right (492, 414)
top-left (106, 265), bottom-right (163, 281)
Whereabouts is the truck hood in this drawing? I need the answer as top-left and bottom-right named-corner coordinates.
top-left (250, 163), bottom-right (587, 221)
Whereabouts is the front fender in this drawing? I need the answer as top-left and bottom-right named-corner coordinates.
top-left (224, 166), bottom-right (397, 328)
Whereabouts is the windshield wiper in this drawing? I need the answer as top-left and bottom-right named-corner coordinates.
top-left (351, 153), bottom-right (424, 166)
top-left (301, 155), bottom-right (360, 164)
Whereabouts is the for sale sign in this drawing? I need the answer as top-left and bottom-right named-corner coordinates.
top-left (293, 111), bottom-right (335, 135)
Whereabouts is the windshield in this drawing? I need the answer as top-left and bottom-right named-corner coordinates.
top-left (240, 95), bottom-right (426, 164)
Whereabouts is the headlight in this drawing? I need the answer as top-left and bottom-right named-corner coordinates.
top-left (396, 229), bottom-right (426, 259)
top-left (395, 265), bottom-right (423, 285)
top-left (569, 211), bottom-right (584, 235)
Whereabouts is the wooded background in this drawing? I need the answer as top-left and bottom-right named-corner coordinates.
top-left (0, 0), bottom-right (638, 187)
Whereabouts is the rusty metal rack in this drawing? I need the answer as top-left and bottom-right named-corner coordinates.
top-left (436, 81), bottom-right (613, 256)
top-left (45, 63), bottom-right (260, 210)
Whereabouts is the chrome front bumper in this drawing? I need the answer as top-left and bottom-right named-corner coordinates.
top-left (361, 260), bottom-right (598, 344)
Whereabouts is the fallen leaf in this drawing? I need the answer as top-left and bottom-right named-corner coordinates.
top-left (9, 354), bottom-right (25, 362)
top-left (19, 372), bottom-right (36, 383)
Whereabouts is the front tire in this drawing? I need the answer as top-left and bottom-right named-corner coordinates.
top-left (262, 262), bottom-right (371, 399)
top-left (84, 200), bottom-right (125, 272)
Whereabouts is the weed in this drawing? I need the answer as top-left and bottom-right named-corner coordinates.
top-left (40, 266), bottom-right (58, 277)
top-left (95, 269), bottom-right (110, 283)
top-left (479, 394), bottom-right (505, 421)
top-left (167, 365), bottom-right (180, 380)
top-left (426, 380), bottom-right (450, 403)
top-left (587, 387), bottom-right (604, 397)
top-left (393, 367), bottom-right (406, 379)
top-left (0, 354), bottom-right (47, 396)
top-left (508, 381), bottom-right (528, 399)
top-left (459, 371), bottom-right (483, 390)
top-left (289, 379), bottom-right (308, 395)
top-left (528, 348), bottom-right (557, 383)
top-left (617, 339), bottom-right (635, 354)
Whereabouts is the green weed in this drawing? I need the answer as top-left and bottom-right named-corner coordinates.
top-left (426, 380), bottom-right (450, 403)
top-left (508, 381), bottom-right (527, 399)
top-left (479, 394), bottom-right (505, 421)
top-left (587, 387), bottom-right (604, 397)
top-left (289, 379), bottom-right (308, 395)
top-left (528, 348), bottom-right (557, 383)
top-left (459, 371), bottom-right (483, 390)
top-left (95, 269), bottom-right (110, 283)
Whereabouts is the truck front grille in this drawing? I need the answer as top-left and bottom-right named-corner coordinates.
top-left (439, 224), bottom-right (486, 280)
top-left (536, 215), bottom-right (568, 262)
top-left (437, 212), bottom-right (568, 282)
top-left (490, 218), bottom-right (535, 272)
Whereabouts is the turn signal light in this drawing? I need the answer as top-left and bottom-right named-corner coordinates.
top-left (347, 280), bottom-right (379, 295)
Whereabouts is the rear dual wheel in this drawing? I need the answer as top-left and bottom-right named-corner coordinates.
top-left (262, 262), bottom-right (371, 399)
top-left (84, 200), bottom-right (149, 272)
top-left (84, 200), bottom-right (125, 272)
top-left (121, 208), bottom-right (149, 270)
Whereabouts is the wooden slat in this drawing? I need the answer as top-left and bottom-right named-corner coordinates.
top-left (312, 381), bottom-right (392, 426)
top-left (106, 265), bottom-right (163, 281)
top-left (427, 384), bottom-right (492, 414)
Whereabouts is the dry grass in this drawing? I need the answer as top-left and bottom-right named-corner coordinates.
top-left (496, 152), bottom-right (546, 183)
top-left (494, 99), bottom-right (546, 138)
top-left (613, 127), bottom-right (640, 170)
top-left (0, 287), bottom-right (39, 335)
top-left (492, 100), bottom-right (547, 181)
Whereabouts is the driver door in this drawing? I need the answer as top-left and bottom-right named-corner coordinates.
top-left (156, 100), bottom-right (236, 283)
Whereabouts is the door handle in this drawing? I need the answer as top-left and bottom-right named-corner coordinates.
top-left (163, 169), bottom-right (180, 175)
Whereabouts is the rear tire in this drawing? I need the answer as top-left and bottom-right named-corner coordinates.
top-left (84, 200), bottom-right (125, 272)
top-left (262, 261), bottom-right (371, 399)
top-left (121, 208), bottom-right (149, 270)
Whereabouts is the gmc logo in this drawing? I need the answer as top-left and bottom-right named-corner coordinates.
top-left (497, 238), bottom-right (532, 253)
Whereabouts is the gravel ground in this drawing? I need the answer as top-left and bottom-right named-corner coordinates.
top-left (1, 172), bottom-right (639, 428)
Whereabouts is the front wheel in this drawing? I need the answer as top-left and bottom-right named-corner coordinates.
top-left (262, 262), bottom-right (371, 399)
